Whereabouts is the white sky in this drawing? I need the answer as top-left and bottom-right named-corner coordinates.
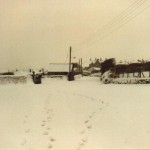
top-left (0, 0), bottom-right (150, 69)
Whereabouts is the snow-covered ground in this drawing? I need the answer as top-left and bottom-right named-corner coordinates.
top-left (0, 76), bottom-right (150, 150)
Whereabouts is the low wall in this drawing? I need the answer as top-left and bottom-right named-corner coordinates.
top-left (102, 77), bottom-right (150, 84)
top-left (0, 75), bottom-right (27, 84)
top-left (111, 78), bottom-right (150, 84)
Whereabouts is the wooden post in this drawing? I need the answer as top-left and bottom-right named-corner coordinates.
top-left (79, 59), bottom-right (81, 73)
top-left (81, 58), bottom-right (82, 73)
top-left (69, 46), bottom-right (72, 73)
top-left (68, 46), bottom-right (75, 81)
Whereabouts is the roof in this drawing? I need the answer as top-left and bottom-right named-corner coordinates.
top-left (88, 67), bottom-right (100, 71)
top-left (48, 63), bottom-right (73, 72)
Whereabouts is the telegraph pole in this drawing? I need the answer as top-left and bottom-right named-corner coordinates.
top-left (81, 58), bottom-right (83, 73)
top-left (79, 59), bottom-right (81, 73)
top-left (68, 46), bottom-right (75, 81)
top-left (69, 46), bottom-right (72, 73)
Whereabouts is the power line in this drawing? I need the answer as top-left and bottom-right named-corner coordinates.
top-left (87, 0), bottom-right (146, 45)
top-left (77, 0), bottom-right (150, 54)
top-left (86, 0), bottom-right (147, 45)
top-left (77, 1), bottom-right (150, 52)
top-left (75, 0), bottom-right (149, 51)
top-left (65, 0), bottom-right (150, 63)
top-left (79, 0), bottom-right (144, 46)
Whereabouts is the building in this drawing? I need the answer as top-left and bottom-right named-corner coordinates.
top-left (46, 63), bottom-right (74, 76)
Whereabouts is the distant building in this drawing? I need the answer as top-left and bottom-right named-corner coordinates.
top-left (88, 67), bottom-right (100, 74)
top-left (46, 63), bottom-right (74, 76)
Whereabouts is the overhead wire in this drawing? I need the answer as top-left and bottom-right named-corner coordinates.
top-left (81, 0), bottom-right (150, 51)
top-left (79, 0), bottom-right (145, 46)
top-left (75, 0), bottom-right (149, 53)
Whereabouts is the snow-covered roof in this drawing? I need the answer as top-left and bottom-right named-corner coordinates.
top-left (93, 67), bottom-right (100, 70)
top-left (48, 63), bottom-right (73, 72)
top-left (88, 67), bottom-right (100, 71)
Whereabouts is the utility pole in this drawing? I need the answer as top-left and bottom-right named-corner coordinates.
top-left (79, 59), bottom-right (81, 73)
top-left (68, 46), bottom-right (75, 81)
top-left (69, 46), bottom-right (72, 73)
top-left (81, 58), bottom-right (82, 73)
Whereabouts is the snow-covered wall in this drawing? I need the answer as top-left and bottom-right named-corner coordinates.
top-left (110, 78), bottom-right (150, 84)
top-left (0, 75), bottom-right (27, 84)
top-left (100, 71), bottom-right (150, 84)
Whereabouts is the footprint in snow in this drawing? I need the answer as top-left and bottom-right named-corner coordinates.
top-left (24, 115), bottom-right (28, 118)
top-left (43, 131), bottom-right (49, 135)
top-left (47, 116), bottom-right (51, 120)
top-left (49, 109), bottom-right (53, 112)
top-left (99, 108), bottom-right (102, 110)
top-left (23, 120), bottom-right (26, 124)
top-left (47, 111), bottom-right (50, 114)
top-left (77, 137), bottom-right (88, 149)
top-left (25, 129), bottom-right (30, 133)
top-left (21, 139), bottom-right (27, 145)
top-left (87, 124), bottom-right (92, 129)
top-left (42, 120), bottom-right (47, 123)
top-left (82, 137), bottom-right (87, 143)
top-left (41, 123), bottom-right (46, 127)
top-left (84, 120), bottom-right (89, 124)
top-left (92, 111), bottom-right (96, 115)
top-left (80, 130), bottom-right (86, 135)
top-left (48, 143), bottom-right (53, 149)
top-left (89, 115), bottom-right (92, 119)
top-left (79, 142), bottom-right (84, 146)
top-left (49, 137), bottom-right (56, 142)
top-left (78, 142), bottom-right (85, 149)
top-left (46, 127), bottom-right (51, 131)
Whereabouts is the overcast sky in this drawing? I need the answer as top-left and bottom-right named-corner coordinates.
top-left (0, 0), bottom-right (150, 69)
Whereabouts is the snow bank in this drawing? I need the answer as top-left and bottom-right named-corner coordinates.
top-left (0, 75), bottom-right (27, 84)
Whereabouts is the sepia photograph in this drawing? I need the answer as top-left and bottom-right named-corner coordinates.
top-left (0, 0), bottom-right (150, 149)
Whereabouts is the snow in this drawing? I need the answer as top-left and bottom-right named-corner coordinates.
top-left (0, 76), bottom-right (150, 149)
